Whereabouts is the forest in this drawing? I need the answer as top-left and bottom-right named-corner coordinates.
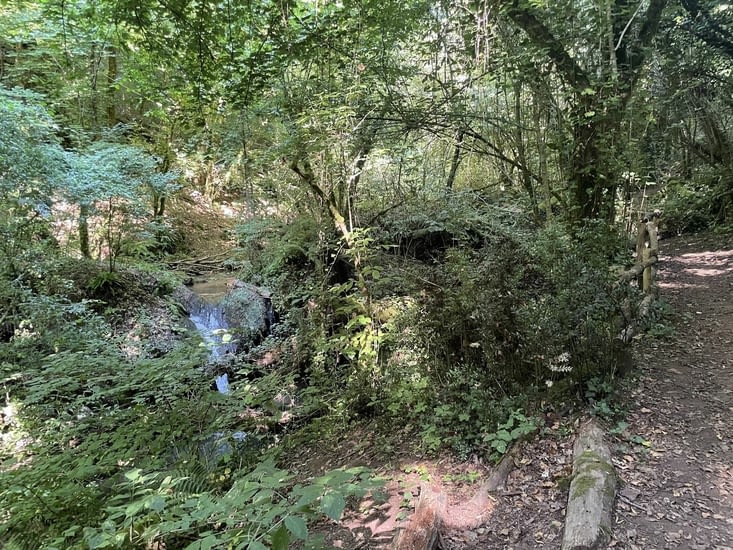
top-left (1, 0), bottom-right (732, 548)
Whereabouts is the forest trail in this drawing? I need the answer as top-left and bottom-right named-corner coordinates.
top-left (443, 234), bottom-right (733, 549)
top-left (613, 234), bottom-right (733, 549)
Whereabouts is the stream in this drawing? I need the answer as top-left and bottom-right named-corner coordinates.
top-left (187, 276), bottom-right (235, 394)
top-left (186, 275), bottom-right (247, 458)
top-left (186, 275), bottom-right (275, 396)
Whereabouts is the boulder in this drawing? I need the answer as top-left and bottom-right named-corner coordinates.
top-left (174, 280), bottom-right (275, 355)
top-left (220, 281), bottom-right (275, 350)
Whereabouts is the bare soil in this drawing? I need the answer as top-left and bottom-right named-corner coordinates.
top-left (292, 233), bottom-right (733, 549)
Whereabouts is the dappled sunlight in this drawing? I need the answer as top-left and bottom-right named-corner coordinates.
top-left (339, 459), bottom-right (496, 546)
top-left (685, 267), bottom-right (733, 277)
top-left (0, 401), bottom-right (34, 473)
top-left (658, 281), bottom-right (708, 290)
top-left (677, 249), bottom-right (733, 276)
top-left (3, 0), bottom-right (733, 544)
top-left (658, 248), bottom-right (733, 291)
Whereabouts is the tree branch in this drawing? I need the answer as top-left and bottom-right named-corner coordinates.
top-left (626, 0), bottom-right (668, 78)
top-left (501, 0), bottom-right (590, 90)
top-left (681, 5), bottom-right (733, 61)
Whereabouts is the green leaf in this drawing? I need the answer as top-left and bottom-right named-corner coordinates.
top-left (285, 515), bottom-right (308, 539)
top-left (125, 500), bottom-right (144, 517)
top-left (184, 534), bottom-right (217, 550)
top-left (496, 429), bottom-right (512, 442)
top-left (271, 524), bottom-right (290, 550)
top-left (247, 542), bottom-right (268, 550)
top-left (198, 535), bottom-right (219, 550)
top-left (320, 493), bottom-right (346, 521)
top-left (124, 469), bottom-right (142, 482)
top-left (146, 495), bottom-right (166, 512)
top-left (294, 484), bottom-right (324, 507)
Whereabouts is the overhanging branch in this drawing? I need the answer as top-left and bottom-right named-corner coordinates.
top-left (501, 0), bottom-right (590, 90)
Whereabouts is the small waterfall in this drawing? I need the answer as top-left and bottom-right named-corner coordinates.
top-left (215, 373), bottom-right (230, 394)
top-left (189, 301), bottom-right (237, 360)
top-left (182, 276), bottom-right (276, 398)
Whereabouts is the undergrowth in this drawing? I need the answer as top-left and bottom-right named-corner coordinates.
top-left (0, 259), bottom-right (380, 549)
top-left (0, 189), bottom-right (647, 547)
top-left (235, 193), bottom-right (640, 461)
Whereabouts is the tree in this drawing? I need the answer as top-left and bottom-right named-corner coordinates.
top-left (63, 141), bottom-right (180, 268)
top-left (498, 0), bottom-right (668, 221)
top-left (0, 86), bottom-right (65, 274)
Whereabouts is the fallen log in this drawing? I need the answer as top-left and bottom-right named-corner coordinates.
top-left (166, 253), bottom-right (231, 274)
top-left (562, 419), bottom-right (616, 550)
top-left (167, 251), bottom-right (230, 266)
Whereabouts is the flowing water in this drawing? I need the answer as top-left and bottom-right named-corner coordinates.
top-left (188, 275), bottom-right (237, 362)
top-left (187, 276), bottom-right (275, 400)
top-left (188, 302), bottom-right (237, 361)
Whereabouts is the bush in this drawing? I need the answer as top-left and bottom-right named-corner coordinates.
top-left (353, 203), bottom-right (631, 454)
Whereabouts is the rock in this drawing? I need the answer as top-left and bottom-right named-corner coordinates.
top-left (173, 285), bottom-right (201, 315)
top-left (220, 281), bottom-right (274, 350)
top-left (562, 419), bottom-right (616, 550)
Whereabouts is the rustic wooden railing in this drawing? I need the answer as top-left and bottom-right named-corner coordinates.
top-left (621, 212), bottom-right (660, 292)
top-left (617, 211), bottom-right (661, 342)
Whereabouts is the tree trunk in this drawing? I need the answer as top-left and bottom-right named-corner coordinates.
top-left (514, 81), bottom-right (538, 218)
top-left (570, 121), bottom-right (605, 220)
top-left (79, 202), bottom-right (91, 259)
top-left (533, 93), bottom-right (553, 221)
top-left (446, 129), bottom-right (464, 190)
top-left (290, 155), bottom-right (369, 296)
top-left (106, 45), bottom-right (117, 126)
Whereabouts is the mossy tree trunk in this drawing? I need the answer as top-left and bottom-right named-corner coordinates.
top-left (502, 0), bottom-right (668, 222)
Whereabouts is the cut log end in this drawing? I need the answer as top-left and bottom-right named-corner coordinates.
top-left (392, 446), bottom-right (520, 548)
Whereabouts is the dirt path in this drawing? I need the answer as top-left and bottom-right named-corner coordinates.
top-left (613, 234), bottom-right (733, 549)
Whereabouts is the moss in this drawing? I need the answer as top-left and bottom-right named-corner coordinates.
top-left (576, 450), bottom-right (615, 476)
top-left (556, 474), bottom-right (572, 491)
top-left (570, 473), bottom-right (597, 500)
top-left (570, 451), bottom-right (616, 501)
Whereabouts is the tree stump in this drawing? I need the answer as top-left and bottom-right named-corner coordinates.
top-left (391, 482), bottom-right (446, 550)
top-left (392, 445), bottom-right (519, 546)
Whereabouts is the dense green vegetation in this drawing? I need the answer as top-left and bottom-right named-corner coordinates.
top-left (1, 0), bottom-right (731, 547)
